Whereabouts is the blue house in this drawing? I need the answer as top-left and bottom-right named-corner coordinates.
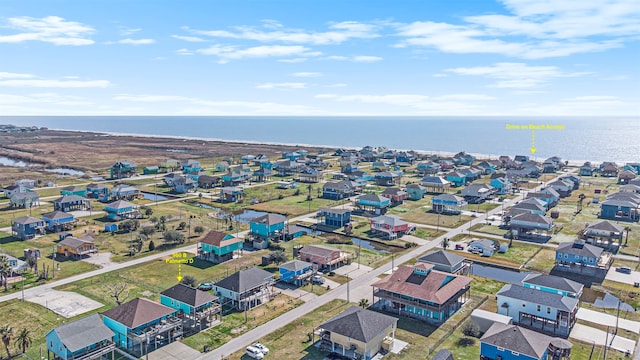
top-left (600, 192), bottom-right (640, 221)
top-left (522, 274), bottom-right (583, 299)
top-left (453, 152), bottom-right (475, 166)
top-left (445, 171), bottom-right (467, 187)
top-left (405, 184), bottom-right (427, 200)
top-left (60, 186), bottom-right (88, 197)
top-left (319, 208), bottom-right (351, 227)
top-left (102, 298), bottom-right (180, 358)
top-left (182, 160), bottom-right (202, 174)
top-left (480, 323), bottom-right (571, 360)
top-left (496, 283), bottom-right (578, 337)
top-left (477, 160), bottom-right (496, 175)
top-left (46, 314), bottom-right (115, 360)
top-left (416, 161), bottom-right (440, 175)
top-left (432, 194), bottom-right (467, 214)
top-left (219, 186), bottom-right (244, 203)
top-left (241, 155), bottom-right (255, 164)
top-left (42, 211), bottom-right (76, 232)
top-left (111, 184), bottom-right (140, 200)
top-left (282, 151), bottom-right (302, 161)
top-left (197, 230), bottom-right (244, 263)
top-left (395, 152), bottom-right (415, 165)
top-left (53, 195), bottom-right (90, 212)
top-left (213, 267), bottom-right (275, 310)
top-left (160, 283), bottom-right (220, 331)
top-left (579, 161), bottom-right (597, 176)
top-left (374, 171), bottom-right (402, 186)
top-left (172, 176), bottom-right (197, 193)
top-left (86, 183), bottom-right (110, 202)
top-left (12, 216), bottom-right (45, 240)
top-left (222, 165), bottom-right (251, 185)
top-left (322, 180), bottom-right (357, 200)
top-left (555, 240), bottom-right (606, 269)
top-left (355, 194), bottom-right (391, 215)
top-left (104, 200), bottom-right (138, 220)
top-left (249, 213), bottom-right (286, 244)
top-left (279, 260), bottom-right (314, 285)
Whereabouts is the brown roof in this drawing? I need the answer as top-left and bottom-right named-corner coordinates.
top-left (299, 245), bottom-right (341, 258)
top-left (198, 230), bottom-right (242, 247)
top-left (102, 298), bottom-right (175, 328)
top-left (372, 264), bottom-right (471, 305)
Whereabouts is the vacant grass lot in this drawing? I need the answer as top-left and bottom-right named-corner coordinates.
top-left (449, 235), bottom-right (542, 269)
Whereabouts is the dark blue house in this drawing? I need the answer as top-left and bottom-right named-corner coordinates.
top-left (279, 260), bottom-right (314, 285)
top-left (600, 192), bottom-right (640, 222)
top-left (555, 240), bottom-right (605, 269)
top-left (318, 208), bottom-right (351, 227)
top-left (12, 216), bottom-right (45, 240)
top-left (480, 322), bottom-right (571, 360)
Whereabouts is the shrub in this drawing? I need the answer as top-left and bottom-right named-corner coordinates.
top-left (457, 337), bottom-right (475, 347)
top-left (463, 322), bottom-right (482, 338)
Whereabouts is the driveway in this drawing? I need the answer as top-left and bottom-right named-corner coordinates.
top-left (570, 323), bottom-right (635, 354)
top-left (25, 289), bottom-right (104, 318)
top-left (606, 267), bottom-right (640, 285)
top-left (333, 263), bottom-right (373, 279)
top-left (273, 283), bottom-right (318, 302)
top-left (148, 341), bottom-right (202, 360)
top-left (82, 252), bottom-right (114, 268)
top-left (577, 307), bottom-right (640, 333)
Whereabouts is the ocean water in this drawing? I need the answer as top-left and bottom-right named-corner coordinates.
top-left (3, 116), bottom-right (638, 163)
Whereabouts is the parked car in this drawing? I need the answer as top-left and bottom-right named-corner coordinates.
top-left (246, 346), bottom-right (265, 359)
top-left (617, 266), bottom-right (632, 274)
top-left (311, 275), bottom-right (325, 285)
top-left (252, 343), bottom-right (270, 355)
top-left (197, 282), bottom-right (214, 291)
top-left (455, 244), bottom-right (464, 250)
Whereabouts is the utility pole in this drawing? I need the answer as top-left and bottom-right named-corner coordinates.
top-left (51, 246), bottom-right (55, 279)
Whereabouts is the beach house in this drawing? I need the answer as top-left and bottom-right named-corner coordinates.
top-left (159, 283), bottom-right (220, 331)
top-left (53, 195), bottom-right (90, 212)
top-left (461, 183), bottom-right (494, 203)
top-left (371, 264), bottom-right (471, 324)
top-left (172, 176), bottom-right (197, 193)
top-left (279, 260), bottom-right (314, 286)
top-left (489, 177), bottom-right (511, 195)
top-left (219, 186), bottom-right (244, 203)
top-left (212, 267), bottom-right (275, 310)
top-left (57, 235), bottom-right (97, 258)
top-left (86, 183), bottom-right (110, 201)
top-left (160, 159), bottom-right (179, 171)
top-left (222, 165), bottom-right (251, 185)
top-left (445, 171), bottom-right (467, 187)
top-left (316, 307), bottom-right (398, 360)
top-left (417, 250), bottom-right (468, 274)
top-left (111, 184), bottom-right (141, 200)
top-left (405, 184), bottom-right (427, 200)
top-left (421, 176), bottom-right (451, 193)
top-left (198, 175), bottom-right (220, 189)
top-left (9, 191), bottom-right (40, 208)
top-left (322, 180), bottom-right (357, 200)
top-left (496, 283), bottom-right (578, 336)
top-left (355, 194), bottom-right (391, 215)
top-left (109, 161), bottom-right (137, 179)
top-left (318, 208), bottom-right (351, 228)
top-left (508, 213), bottom-right (554, 240)
top-left (181, 159), bottom-right (202, 174)
top-left (298, 245), bottom-right (352, 271)
top-left (248, 213), bottom-right (286, 247)
top-left (599, 192), bottom-right (640, 221)
top-left (522, 274), bottom-right (584, 299)
top-left (12, 216), bottom-right (45, 240)
top-left (46, 314), bottom-right (116, 360)
top-left (416, 161), bottom-right (440, 175)
top-left (579, 162), bottom-right (597, 176)
top-left (380, 187), bottom-right (409, 206)
top-left (102, 298), bottom-right (181, 358)
top-left (104, 200), bottom-right (138, 220)
top-left (42, 211), bottom-right (76, 232)
top-left (555, 240), bottom-right (611, 271)
top-left (480, 323), bottom-right (572, 360)
top-left (579, 220), bottom-right (623, 248)
top-left (453, 152), bottom-right (475, 166)
top-left (369, 215), bottom-right (415, 240)
top-left (60, 186), bottom-right (87, 197)
top-left (431, 194), bottom-right (467, 215)
top-left (197, 230), bottom-right (243, 263)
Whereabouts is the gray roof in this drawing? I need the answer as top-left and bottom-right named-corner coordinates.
top-left (102, 298), bottom-right (175, 329)
top-left (49, 314), bottom-right (114, 353)
top-left (421, 176), bottom-right (450, 185)
top-left (105, 200), bottom-right (135, 209)
top-left (280, 260), bottom-right (313, 272)
top-left (433, 194), bottom-right (464, 202)
top-left (497, 284), bottom-right (579, 312)
top-left (319, 306), bottom-right (397, 343)
top-left (522, 274), bottom-right (584, 294)
top-left (358, 193), bottom-right (389, 202)
top-left (557, 241), bottom-right (603, 258)
top-left (431, 349), bottom-right (454, 360)
top-left (13, 216), bottom-right (43, 225)
top-left (481, 323), bottom-right (554, 359)
top-left (251, 213), bottom-right (286, 225)
top-left (42, 211), bottom-right (74, 220)
top-left (10, 191), bottom-right (39, 200)
top-left (587, 220), bottom-right (623, 233)
top-left (160, 283), bottom-right (218, 307)
top-left (215, 267), bottom-right (273, 294)
top-left (511, 213), bottom-right (553, 225)
top-left (58, 236), bottom-right (94, 249)
top-left (418, 250), bottom-right (465, 267)
top-left (54, 195), bottom-right (87, 204)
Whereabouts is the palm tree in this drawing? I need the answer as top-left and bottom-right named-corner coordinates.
top-left (624, 226), bottom-right (631, 247)
top-left (14, 328), bottom-right (32, 354)
top-left (0, 256), bottom-right (11, 291)
top-left (0, 325), bottom-right (13, 359)
top-left (359, 298), bottom-right (369, 309)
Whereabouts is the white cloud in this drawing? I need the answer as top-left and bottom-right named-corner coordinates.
top-left (0, 92), bottom-right (91, 106)
top-left (112, 38), bottom-right (155, 45)
top-left (256, 82), bottom-right (307, 90)
top-left (434, 94), bottom-right (496, 101)
top-left (277, 58), bottom-right (308, 63)
top-left (395, 0), bottom-right (640, 58)
top-left (325, 83), bottom-right (347, 88)
top-left (432, 73), bottom-right (448, 78)
top-left (176, 48), bottom-right (193, 56)
top-left (196, 44), bottom-right (321, 63)
top-left (184, 20), bottom-right (379, 45)
top-left (0, 79), bottom-right (110, 88)
top-left (171, 35), bottom-right (206, 42)
top-left (445, 62), bottom-right (590, 88)
top-left (0, 16), bottom-right (94, 45)
top-left (292, 72), bottom-right (322, 78)
top-left (326, 55), bottom-right (382, 62)
top-left (0, 72), bottom-right (35, 79)
top-left (119, 27), bottom-right (141, 36)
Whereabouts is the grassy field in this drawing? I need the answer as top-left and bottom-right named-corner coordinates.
top-left (523, 247), bottom-right (557, 272)
top-left (182, 294), bottom-right (304, 352)
top-left (448, 235), bottom-right (542, 269)
top-left (248, 194), bottom-right (340, 217)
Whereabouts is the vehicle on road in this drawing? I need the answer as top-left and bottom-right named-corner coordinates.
top-left (455, 244), bottom-right (464, 250)
top-left (197, 282), bottom-right (214, 291)
top-left (616, 266), bottom-right (632, 274)
top-left (246, 346), bottom-right (265, 359)
top-left (252, 343), bottom-right (269, 355)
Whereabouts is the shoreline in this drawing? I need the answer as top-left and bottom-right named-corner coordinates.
top-left (50, 128), bottom-right (590, 167)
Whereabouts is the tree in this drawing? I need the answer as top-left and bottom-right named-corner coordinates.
top-left (625, 226), bottom-right (631, 247)
top-left (178, 221), bottom-right (187, 230)
top-left (144, 207), bottom-right (153, 217)
top-left (441, 238), bottom-right (449, 249)
top-left (0, 325), bottom-right (13, 359)
top-left (140, 226), bottom-right (155, 237)
top-left (181, 275), bottom-right (198, 288)
top-left (105, 281), bottom-right (129, 306)
top-left (14, 328), bottom-right (32, 354)
top-left (269, 250), bottom-right (287, 265)
top-left (0, 255), bottom-right (10, 291)
top-left (359, 298), bottom-right (369, 308)
top-left (194, 225), bottom-right (205, 236)
top-left (163, 230), bottom-right (185, 244)
top-left (148, 240), bottom-right (156, 251)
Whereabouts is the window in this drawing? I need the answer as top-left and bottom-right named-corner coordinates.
top-left (522, 302), bottom-right (526, 307)
top-left (537, 304), bottom-right (541, 312)
top-left (564, 253), bottom-right (568, 258)
top-left (512, 351), bottom-right (520, 356)
top-left (497, 347), bottom-right (505, 351)
top-left (547, 307), bottom-right (551, 314)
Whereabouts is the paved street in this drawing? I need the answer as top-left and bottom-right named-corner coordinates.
top-left (571, 323), bottom-right (635, 354)
top-left (577, 307), bottom-right (640, 333)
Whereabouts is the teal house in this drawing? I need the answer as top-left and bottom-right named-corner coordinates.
top-left (160, 283), bottom-right (221, 331)
top-left (46, 314), bottom-right (115, 360)
top-left (197, 230), bottom-right (244, 263)
top-left (355, 194), bottom-right (391, 215)
top-left (445, 171), bottom-right (467, 187)
top-left (405, 184), bottom-right (427, 200)
top-left (249, 213), bottom-right (286, 242)
top-left (102, 298), bottom-right (180, 358)
top-left (60, 185), bottom-right (87, 197)
top-left (104, 200), bottom-right (138, 220)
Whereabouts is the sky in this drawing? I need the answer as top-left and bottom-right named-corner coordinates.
top-left (0, 0), bottom-right (639, 116)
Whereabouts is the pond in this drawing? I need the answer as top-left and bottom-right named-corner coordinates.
top-left (0, 156), bottom-right (29, 167)
top-left (44, 168), bottom-right (85, 176)
top-left (0, 156), bottom-right (85, 176)
top-left (351, 238), bottom-right (390, 253)
top-left (141, 192), bottom-right (168, 201)
top-left (470, 264), bottom-right (533, 284)
top-left (191, 203), bottom-right (220, 211)
top-left (233, 210), bottom-right (269, 223)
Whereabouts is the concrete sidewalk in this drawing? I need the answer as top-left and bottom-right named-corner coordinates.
top-left (577, 307), bottom-right (640, 333)
top-left (571, 323), bottom-right (635, 354)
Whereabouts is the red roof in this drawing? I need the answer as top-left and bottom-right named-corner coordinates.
top-left (372, 264), bottom-right (471, 304)
top-left (199, 231), bottom-right (242, 247)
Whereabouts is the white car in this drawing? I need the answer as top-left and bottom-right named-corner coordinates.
top-left (245, 346), bottom-right (264, 359)
top-left (253, 343), bottom-right (270, 355)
